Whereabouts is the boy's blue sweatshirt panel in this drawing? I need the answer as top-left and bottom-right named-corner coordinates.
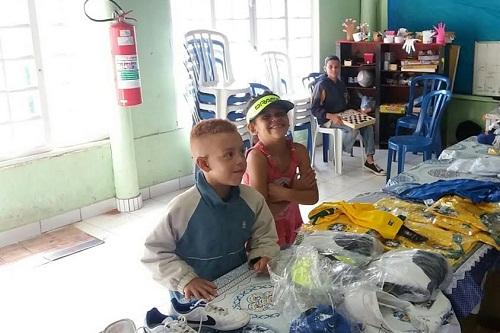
top-left (175, 172), bottom-right (255, 280)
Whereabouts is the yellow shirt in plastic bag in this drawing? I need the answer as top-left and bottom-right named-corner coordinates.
top-left (307, 201), bottom-right (403, 239)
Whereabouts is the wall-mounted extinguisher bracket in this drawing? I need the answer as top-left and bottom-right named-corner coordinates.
top-left (84, 1), bottom-right (143, 107)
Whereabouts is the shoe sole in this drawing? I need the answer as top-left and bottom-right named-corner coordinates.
top-left (363, 165), bottom-right (386, 176)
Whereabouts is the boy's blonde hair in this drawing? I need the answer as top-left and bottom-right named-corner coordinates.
top-left (190, 119), bottom-right (238, 141)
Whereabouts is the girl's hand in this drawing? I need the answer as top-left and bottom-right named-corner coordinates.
top-left (268, 183), bottom-right (288, 202)
top-left (292, 168), bottom-right (316, 190)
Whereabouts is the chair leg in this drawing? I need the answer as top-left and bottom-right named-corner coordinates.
top-left (311, 128), bottom-right (318, 167)
top-left (423, 150), bottom-right (432, 161)
top-left (322, 133), bottom-right (329, 162)
top-left (393, 125), bottom-right (400, 162)
top-left (306, 123), bottom-right (313, 159)
top-left (397, 147), bottom-right (406, 175)
top-left (386, 149), bottom-right (393, 183)
top-left (333, 129), bottom-right (343, 175)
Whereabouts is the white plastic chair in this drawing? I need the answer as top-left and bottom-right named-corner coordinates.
top-left (260, 51), bottom-right (314, 157)
top-left (184, 29), bottom-right (251, 119)
top-left (311, 120), bottom-right (365, 175)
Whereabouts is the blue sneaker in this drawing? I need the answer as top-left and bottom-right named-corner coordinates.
top-left (289, 305), bottom-right (351, 333)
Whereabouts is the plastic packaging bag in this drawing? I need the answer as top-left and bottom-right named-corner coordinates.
top-left (299, 231), bottom-right (384, 267)
top-left (268, 245), bottom-right (383, 322)
top-left (367, 249), bottom-right (452, 303)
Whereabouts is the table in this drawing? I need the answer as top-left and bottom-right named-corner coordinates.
top-left (384, 136), bottom-right (500, 318)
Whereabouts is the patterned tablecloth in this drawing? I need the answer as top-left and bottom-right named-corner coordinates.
top-left (210, 264), bottom-right (285, 333)
top-left (386, 137), bottom-right (500, 187)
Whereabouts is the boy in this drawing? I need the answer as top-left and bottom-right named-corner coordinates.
top-left (142, 119), bottom-right (279, 303)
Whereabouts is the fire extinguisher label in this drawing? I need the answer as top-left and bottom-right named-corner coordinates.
top-left (115, 55), bottom-right (141, 89)
top-left (117, 36), bottom-right (134, 46)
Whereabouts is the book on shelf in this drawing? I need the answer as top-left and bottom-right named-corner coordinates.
top-left (417, 54), bottom-right (440, 61)
top-left (379, 103), bottom-right (406, 114)
top-left (400, 59), bottom-right (439, 66)
top-left (401, 67), bottom-right (437, 73)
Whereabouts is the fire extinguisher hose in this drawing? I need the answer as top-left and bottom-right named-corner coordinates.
top-left (83, 0), bottom-right (136, 23)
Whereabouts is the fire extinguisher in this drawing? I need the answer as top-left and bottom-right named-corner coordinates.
top-left (84, 0), bottom-right (142, 107)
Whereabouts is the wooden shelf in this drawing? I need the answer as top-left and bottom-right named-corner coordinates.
top-left (342, 64), bottom-right (376, 68)
top-left (337, 40), bottom-right (447, 148)
top-left (346, 86), bottom-right (377, 90)
top-left (381, 84), bottom-right (410, 88)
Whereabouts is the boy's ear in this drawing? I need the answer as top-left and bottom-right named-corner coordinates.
top-left (195, 156), bottom-right (210, 172)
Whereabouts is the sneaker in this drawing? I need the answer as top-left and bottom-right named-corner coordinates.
top-left (413, 291), bottom-right (460, 333)
top-left (344, 288), bottom-right (422, 333)
top-left (363, 161), bottom-right (386, 175)
top-left (171, 298), bottom-right (250, 331)
top-left (102, 319), bottom-right (137, 333)
top-left (144, 307), bottom-right (196, 333)
top-left (368, 250), bottom-right (451, 303)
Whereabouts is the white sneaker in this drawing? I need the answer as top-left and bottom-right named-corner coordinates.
top-left (144, 307), bottom-right (196, 333)
top-left (343, 288), bottom-right (423, 333)
top-left (102, 319), bottom-right (137, 333)
top-left (413, 291), bottom-right (460, 333)
top-left (171, 298), bottom-right (250, 331)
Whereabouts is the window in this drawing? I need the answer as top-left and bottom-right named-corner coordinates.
top-left (171, 0), bottom-right (317, 125)
top-left (0, 0), bottom-right (114, 161)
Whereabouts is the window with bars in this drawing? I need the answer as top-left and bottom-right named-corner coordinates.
top-left (0, 0), bottom-right (114, 162)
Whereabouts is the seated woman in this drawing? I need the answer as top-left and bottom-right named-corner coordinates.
top-left (310, 55), bottom-right (385, 176)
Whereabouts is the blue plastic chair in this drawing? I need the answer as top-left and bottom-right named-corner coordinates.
top-left (394, 75), bottom-right (450, 159)
top-left (386, 90), bottom-right (452, 182)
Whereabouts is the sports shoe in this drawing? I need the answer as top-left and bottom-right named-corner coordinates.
top-left (289, 304), bottom-right (351, 333)
top-left (413, 291), bottom-right (460, 333)
top-left (171, 298), bottom-right (250, 331)
top-left (144, 307), bottom-right (196, 333)
top-left (363, 161), bottom-right (386, 175)
top-left (102, 318), bottom-right (137, 333)
top-left (369, 250), bottom-right (451, 302)
top-left (344, 288), bottom-right (422, 333)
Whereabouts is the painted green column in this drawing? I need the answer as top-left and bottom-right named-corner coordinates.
top-left (361, 0), bottom-right (379, 32)
top-left (109, 106), bottom-right (142, 212)
top-left (102, 0), bottom-right (142, 212)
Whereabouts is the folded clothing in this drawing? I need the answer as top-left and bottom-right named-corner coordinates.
top-left (289, 304), bottom-right (351, 333)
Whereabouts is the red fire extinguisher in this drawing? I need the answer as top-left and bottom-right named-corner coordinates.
top-left (85, 1), bottom-right (142, 107)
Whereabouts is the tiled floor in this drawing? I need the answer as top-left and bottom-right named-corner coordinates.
top-left (0, 148), bottom-right (422, 333)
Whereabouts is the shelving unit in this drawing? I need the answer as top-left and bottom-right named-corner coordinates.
top-left (336, 40), bottom-right (448, 148)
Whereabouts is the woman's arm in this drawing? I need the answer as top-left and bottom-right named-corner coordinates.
top-left (268, 144), bottom-right (319, 205)
top-left (311, 82), bottom-right (343, 125)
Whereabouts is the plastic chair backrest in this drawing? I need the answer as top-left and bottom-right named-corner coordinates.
top-left (414, 90), bottom-right (452, 140)
top-left (184, 29), bottom-right (234, 87)
top-left (261, 51), bottom-right (293, 96)
top-left (302, 72), bottom-right (324, 94)
top-left (288, 98), bottom-right (311, 129)
top-left (407, 74), bottom-right (450, 115)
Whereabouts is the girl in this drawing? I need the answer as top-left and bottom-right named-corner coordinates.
top-left (243, 92), bottom-right (319, 248)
